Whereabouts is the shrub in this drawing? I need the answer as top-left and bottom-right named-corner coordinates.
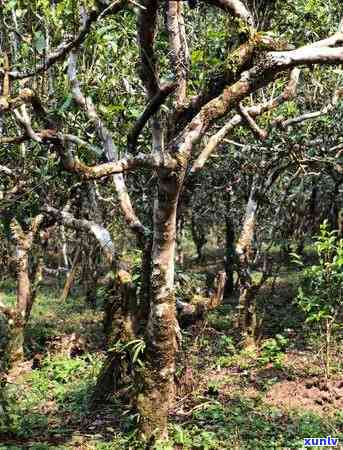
top-left (294, 221), bottom-right (343, 377)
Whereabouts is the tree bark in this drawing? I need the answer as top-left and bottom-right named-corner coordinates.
top-left (7, 217), bottom-right (43, 363)
top-left (136, 171), bottom-right (180, 442)
top-left (236, 179), bottom-right (259, 346)
top-left (224, 216), bottom-right (236, 298)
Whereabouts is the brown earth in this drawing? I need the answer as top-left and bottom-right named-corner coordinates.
top-left (265, 377), bottom-right (343, 415)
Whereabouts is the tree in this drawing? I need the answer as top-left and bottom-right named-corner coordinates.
top-left (0, 0), bottom-right (342, 443)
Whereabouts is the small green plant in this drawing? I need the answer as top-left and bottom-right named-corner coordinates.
top-left (218, 335), bottom-right (235, 354)
top-left (171, 425), bottom-right (193, 447)
top-left (109, 338), bottom-right (146, 367)
top-left (294, 221), bottom-right (343, 378)
top-left (258, 334), bottom-right (289, 369)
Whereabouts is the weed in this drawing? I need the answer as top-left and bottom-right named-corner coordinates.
top-left (258, 334), bottom-right (289, 369)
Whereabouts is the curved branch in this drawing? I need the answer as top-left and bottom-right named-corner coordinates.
top-left (43, 206), bottom-right (116, 265)
top-left (173, 44), bottom-right (343, 170)
top-left (57, 143), bottom-right (177, 178)
top-left (137, 0), bottom-right (159, 97)
top-left (67, 51), bottom-right (148, 241)
top-left (127, 82), bottom-right (177, 151)
top-left (171, 33), bottom-right (289, 134)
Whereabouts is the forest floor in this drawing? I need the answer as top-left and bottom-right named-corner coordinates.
top-left (0, 249), bottom-right (342, 449)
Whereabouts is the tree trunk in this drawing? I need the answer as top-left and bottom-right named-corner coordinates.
top-left (136, 172), bottom-right (179, 442)
top-left (137, 238), bottom-right (153, 327)
top-left (224, 216), bottom-right (235, 298)
top-left (236, 180), bottom-right (259, 346)
top-left (237, 282), bottom-right (258, 348)
top-left (16, 246), bottom-right (31, 320)
top-left (92, 270), bottom-right (138, 405)
top-left (60, 247), bottom-right (81, 302)
top-left (4, 216), bottom-right (44, 365)
top-left (11, 245), bottom-right (31, 363)
top-left (25, 257), bottom-right (43, 321)
top-left (191, 214), bottom-right (206, 261)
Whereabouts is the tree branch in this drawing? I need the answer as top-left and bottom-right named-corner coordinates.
top-left (238, 101), bottom-right (268, 140)
top-left (171, 33), bottom-right (291, 134)
top-left (203, 0), bottom-right (254, 27)
top-left (43, 206), bottom-right (116, 264)
top-left (174, 44), bottom-right (343, 171)
top-left (276, 88), bottom-right (342, 128)
top-left (0, 134), bottom-right (27, 145)
top-left (167, 1), bottom-right (189, 107)
top-left (67, 51), bottom-right (148, 240)
top-left (171, 29), bottom-right (343, 134)
top-left (57, 143), bottom-right (177, 178)
top-left (191, 68), bottom-right (300, 172)
top-left (13, 104), bottom-right (42, 142)
top-left (137, 0), bottom-right (159, 97)
top-left (6, 1), bottom-right (126, 80)
top-left (0, 165), bottom-right (14, 176)
top-left (127, 82), bottom-right (177, 151)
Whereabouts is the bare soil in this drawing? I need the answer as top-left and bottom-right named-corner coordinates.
top-left (265, 377), bottom-right (343, 415)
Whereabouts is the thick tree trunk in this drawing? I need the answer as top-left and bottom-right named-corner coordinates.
top-left (236, 180), bottom-right (259, 346)
top-left (1, 250), bottom-right (38, 366)
top-left (0, 306), bottom-right (25, 368)
top-left (3, 216), bottom-right (44, 365)
top-left (12, 245), bottom-right (32, 362)
top-left (136, 172), bottom-right (179, 442)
